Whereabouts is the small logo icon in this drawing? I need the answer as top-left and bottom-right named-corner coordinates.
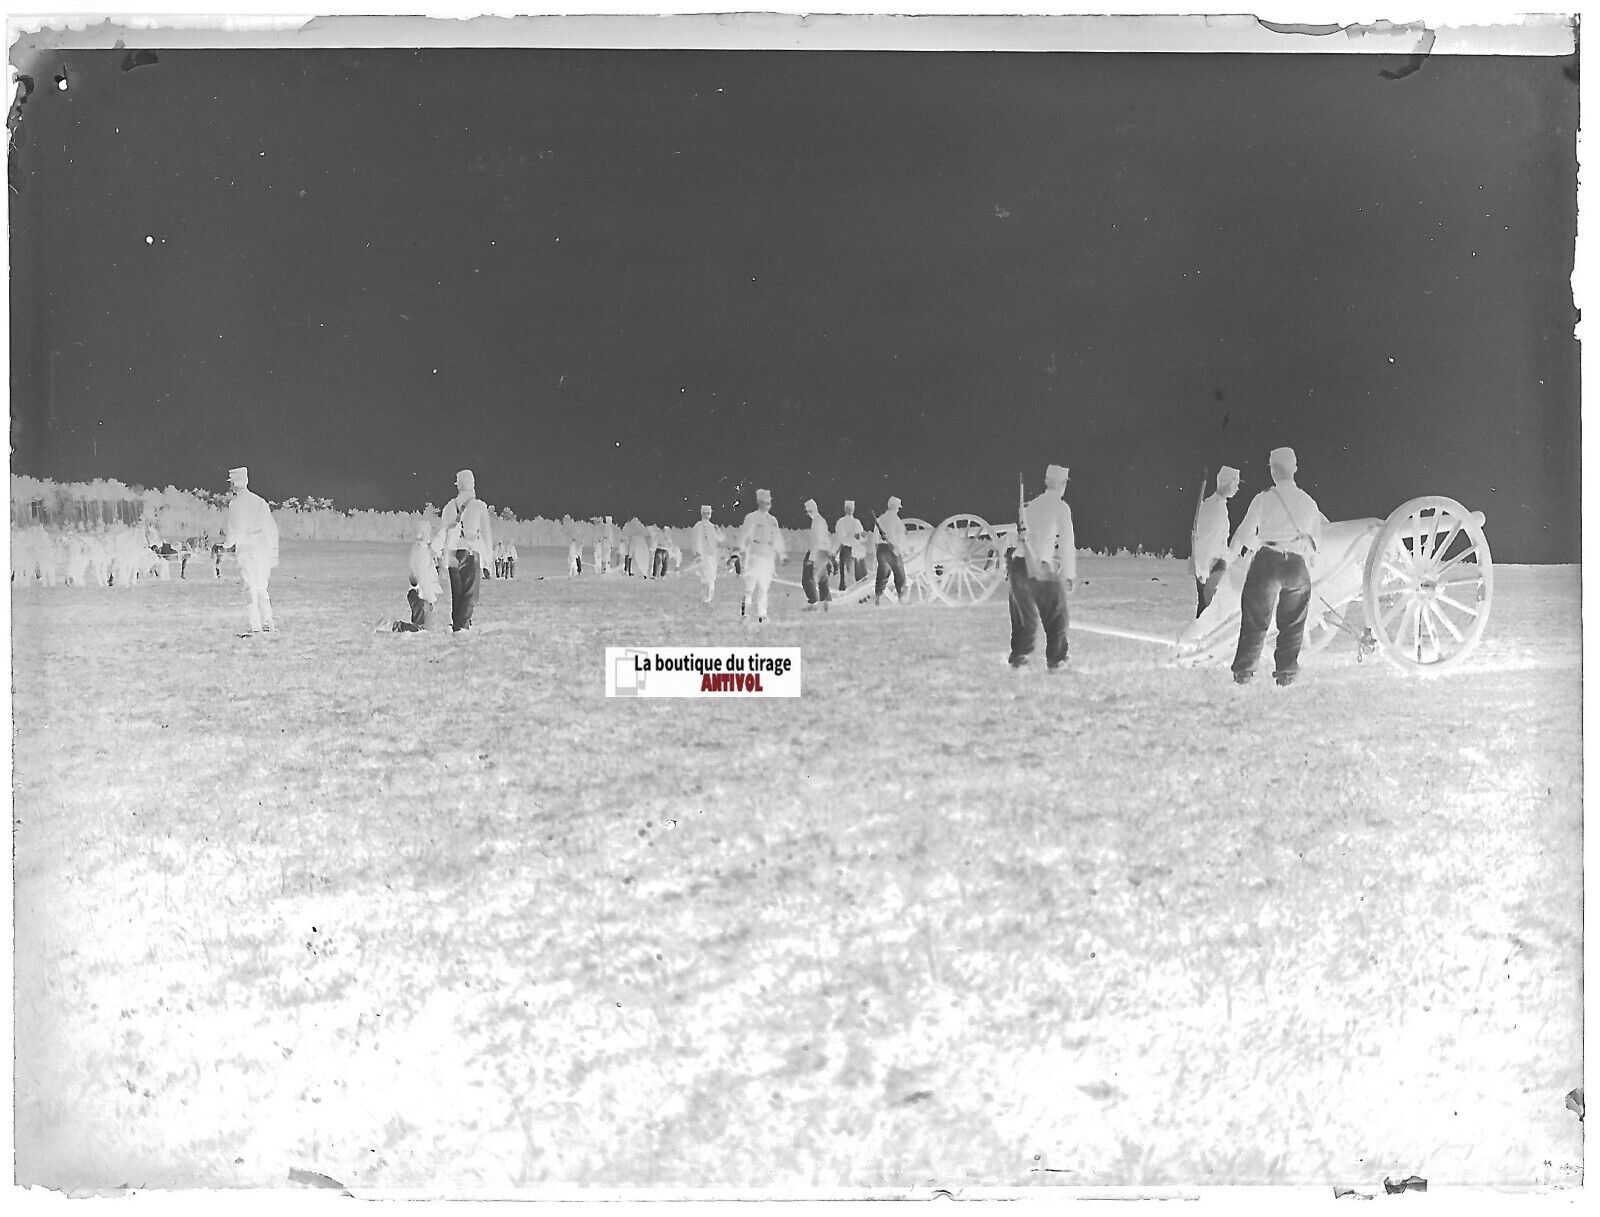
top-left (613, 648), bottom-right (650, 696)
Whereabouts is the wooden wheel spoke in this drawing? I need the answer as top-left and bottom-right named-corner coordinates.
top-left (1430, 547), bottom-right (1478, 581)
top-left (1425, 602), bottom-right (1465, 643)
top-left (1428, 515), bottom-right (1463, 566)
top-left (1403, 510), bottom-right (1426, 568)
top-left (1380, 556), bottom-right (1411, 585)
top-left (1418, 605), bottom-right (1443, 656)
top-left (1379, 595), bottom-right (1410, 635)
top-left (1432, 590), bottom-right (1480, 619)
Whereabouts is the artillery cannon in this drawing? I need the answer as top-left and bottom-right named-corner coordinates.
top-left (832, 513), bottom-right (1013, 606)
top-left (1171, 495), bottom-right (1493, 674)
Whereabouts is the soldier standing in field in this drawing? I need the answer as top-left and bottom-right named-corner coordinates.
top-left (1008, 463), bottom-right (1076, 672)
top-left (801, 498), bottom-right (834, 611)
top-left (1192, 465), bottom-right (1241, 615)
top-left (651, 525), bottom-right (671, 579)
top-left (833, 499), bottom-right (865, 591)
top-left (438, 468), bottom-right (494, 632)
top-left (629, 527), bottom-right (651, 578)
top-left (691, 505), bottom-right (720, 603)
top-left (874, 496), bottom-right (910, 606)
top-left (222, 466), bottom-right (280, 636)
top-left (737, 488), bottom-right (787, 627)
top-left (1228, 447), bottom-right (1323, 687)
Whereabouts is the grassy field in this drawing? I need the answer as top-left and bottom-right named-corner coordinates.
top-left (10, 543), bottom-right (1584, 1192)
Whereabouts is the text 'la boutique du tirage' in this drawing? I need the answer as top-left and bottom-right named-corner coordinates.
top-left (632, 651), bottom-right (795, 677)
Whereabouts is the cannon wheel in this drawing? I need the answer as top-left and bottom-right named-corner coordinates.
top-left (926, 513), bottom-right (1009, 605)
top-left (1362, 496), bottom-right (1493, 674)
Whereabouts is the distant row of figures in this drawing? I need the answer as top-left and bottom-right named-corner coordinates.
top-left (9, 522), bottom-right (229, 586)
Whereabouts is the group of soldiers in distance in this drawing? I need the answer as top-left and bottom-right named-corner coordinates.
top-left (18, 448), bottom-right (1323, 683)
top-left (559, 496), bottom-right (912, 627)
top-left (565, 518), bottom-right (685, 580)
top-left (680, 493), bottom-right (916, 626)
top-left (8, 517), bottom-right (225, 588)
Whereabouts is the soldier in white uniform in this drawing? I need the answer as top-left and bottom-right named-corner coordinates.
top-left (438, 468), bottom-right (495, 632)
top-left (801, 498), bottom-right (834, 611)
top-left (833, 500), bottom-right (866, 590)
top-left (1191, 465), bottom-right (1241, 616)
top-left (222, 466), bottom-right (280, 635)
top-left (874, 496), bottom-right (910, 605)
top-left (651, 525), bottom-right (671, 579)
top-left (736, 488), bottom-right (787, 626)
top-left (1228, 447), bottom-right (1323, 687)
top-left (1008, 463), bottom-right (1077, 671)
top-left (691, 505), bottom-right (720, 603)
top-left (629, 527), bottom-right (652, 578)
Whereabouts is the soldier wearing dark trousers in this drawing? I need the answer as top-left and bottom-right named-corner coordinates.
top-left (1008, 554), bottom-right (1070, 669)
top-left (1227, 447), bottom-right (1322, 686)
top-left (449, 555), bottom-right (480, 631)
top-left (802, 553), bottom-right (832, 606)
top-left (439, 469), bottom-right (494, 633)
top-left (801, 499), bottom-right (833, 610)
top-left (1231, 547), bottom-right (1311, 683)
top-left (833, 500), bottom-right (866, 591)
top-left (874, 543), bottom-right (906, 602)
top-left (873, 497), bottom-right (909, 604)
top-left (651, 529), bottom-right (670, 578)
top-left (1008, 464), bottom-right (1076, 671)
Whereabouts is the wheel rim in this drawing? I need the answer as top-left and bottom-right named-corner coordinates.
top-left (926, 514), bottom-right (1008, 605)
top-left (1362, 496), bottom-right (1493, 673)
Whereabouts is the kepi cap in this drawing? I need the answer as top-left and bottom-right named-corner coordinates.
top-left (1044, 464), bottom-right (1069, 487)
top-left (1216, 465), bottom-right (1241, 489)
top-left (844, 500), bottom-right (855, 510)
top-left (700, 504), bottom-right (712, 514)
top-left (456, 468), bottom-right (475, 488)
top-left (228, 466), bottom-right (248, 481)
top-left (756, 488), bottom-right (772, 503)
top-left (887, 495), bottom-right (901, 509)
top-left (803, 498), bottom-right (817, 513)
top-left (1269, 447), bottom-right (1297, 471)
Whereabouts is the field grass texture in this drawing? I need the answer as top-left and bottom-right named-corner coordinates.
top-left (10, 543), bottom-right (1583, 1191)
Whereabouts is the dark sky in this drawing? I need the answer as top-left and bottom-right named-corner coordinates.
top-left (8, 47), bottom-right (1580, 560)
